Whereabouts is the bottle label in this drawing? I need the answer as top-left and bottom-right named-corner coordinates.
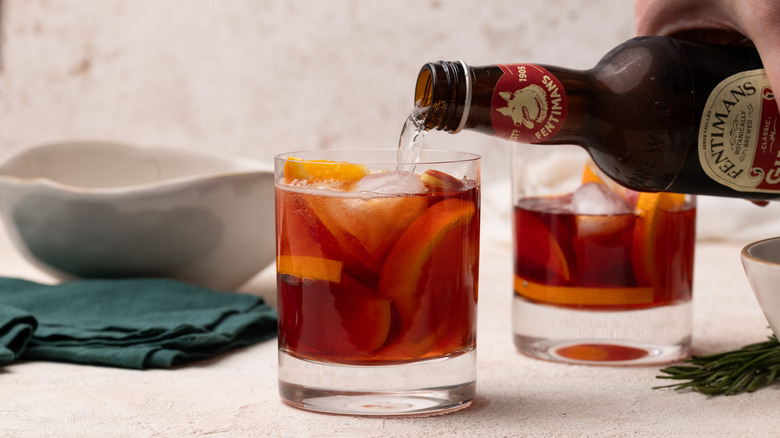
top-left (698, 69), bottom-right (780, 193)
top-left (491, 64), bottom-right (567, 143)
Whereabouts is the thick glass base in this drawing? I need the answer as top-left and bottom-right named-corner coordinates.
top-left (278, 349), bottom-right (476, 417)
top-left (513, 297), bottom-right (692, 365)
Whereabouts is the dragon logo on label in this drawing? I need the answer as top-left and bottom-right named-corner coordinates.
top-left (496, 84), bottom-right (549, 130)
top-left (491, 64), bottom-right (566, 143)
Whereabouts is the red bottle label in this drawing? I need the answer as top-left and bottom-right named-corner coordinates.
top-left (698, 69), bottom-right (780, 193)
top-left (491, 64), bottom-right (567, 143)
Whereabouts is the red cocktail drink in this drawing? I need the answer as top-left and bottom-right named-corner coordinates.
top-left (513, 193), bottom-right (695, 311)
top-left (512, 155), bottom-right (696, 364)
top-left (275, 149), bottom-right (480, 416)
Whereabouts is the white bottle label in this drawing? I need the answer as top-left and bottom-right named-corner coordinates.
top-left (698, 69), bottom-right (780, 193)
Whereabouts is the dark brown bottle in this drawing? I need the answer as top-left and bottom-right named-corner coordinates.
top-left (414, 36), bottom-right (780, 199)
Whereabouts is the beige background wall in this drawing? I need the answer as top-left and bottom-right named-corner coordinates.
top-left (1, 0), bottom-right (779, 240)
top-left (0, 0), bottom-right (634, 183)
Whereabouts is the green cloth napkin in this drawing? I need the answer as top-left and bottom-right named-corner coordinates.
top-left (0, 277), bottom-right (277, 369)
top-left (0, 303), bottom-right (37, 366)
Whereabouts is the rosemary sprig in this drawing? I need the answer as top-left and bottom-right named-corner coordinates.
top-left (655, 335), bottom-right (780, 395)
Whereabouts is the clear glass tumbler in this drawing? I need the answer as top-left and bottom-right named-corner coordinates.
top-left (275, 149), bottom-right (480, 416)
top-left (511, 144), bottom-right (695, 365)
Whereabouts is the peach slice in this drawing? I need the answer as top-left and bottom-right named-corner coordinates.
top-left (283, 157), bottom-right (369, 185)
top-left (288, 272), bottom-right (393, 360)
top-left (631, 192), bottom-right (689, 287)
top-left (420, 169), bottom-right (466, 193)
top-left (377, 199), bottom-right (476, 359)
top-left (280, 192), bottom-right (379, 288)
top-left (276, 188), bottom-right (326, 258)
top-left (334, 273), bottom-right (394, 357)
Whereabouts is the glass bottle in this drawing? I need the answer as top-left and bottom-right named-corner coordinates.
top-left (413, 36), bottom-right (778, 199)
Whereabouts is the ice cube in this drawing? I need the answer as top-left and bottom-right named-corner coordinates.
top-left (571, 182), bottom-right (633, 215)
top-left (353, 171), bottom-right (427, 194)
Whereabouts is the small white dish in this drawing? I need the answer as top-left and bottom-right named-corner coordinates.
top-left (741, 237), bottom-right (780, 337)
top-left (0, 140), bottom-right (275, 291)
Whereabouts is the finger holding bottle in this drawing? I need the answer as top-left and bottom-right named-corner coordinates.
top-left (635, 0), bottom-right (780, 115)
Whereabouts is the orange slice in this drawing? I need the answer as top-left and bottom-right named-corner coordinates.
top-left (283, 157), bottom-right (369, 184)
top-left (631, 192), bottom-right (689, 286)
top-left (378, 198), bottom-right (477, 360)
top-left (379, 199), bottom-right (476, 307)
top-left (514, 201), bottom-right (572, 283)
top-left (277, 255), bottom-right (343, 283)
top-left (581, 160), bottom-right (604, 185)
top-left (514, 275), bottom-right (653, 306)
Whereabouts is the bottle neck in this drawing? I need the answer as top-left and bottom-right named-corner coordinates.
top-left (414, 61), bottom-right (472, 132)
top-left (415, 61), bottom-right (595, 145)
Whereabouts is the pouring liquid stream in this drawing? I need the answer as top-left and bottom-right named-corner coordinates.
top-left (396, 109), bottom-right (427, 172)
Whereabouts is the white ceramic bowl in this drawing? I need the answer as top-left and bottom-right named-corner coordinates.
top-left (0, 141), bottom-right (275, 291)
top-left (741, 237), bottom-right (780, 337)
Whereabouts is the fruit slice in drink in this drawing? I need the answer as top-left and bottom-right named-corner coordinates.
top-left (287, 158), bottom-right (429, 274)
top-left (278, 157), bottom-right (478, 363)
top-left (277, 255), bottom-right (342, 283)
top-left (631, 192), bottom-right (690, 290)
top-left (378, 198), bottom-right (476, 360)
top-left (581, 160), bottom-right (691, 291)
top-left (277, 256), bottom-right (393, 360)
top-left (284, 159), bottom-right (428, 280)
top-left (283, 157), bottom-right (369, 185)
top-left (305, 193), bottom-right (427, 273)
top-left (420, 169), bottom-right (466, 193)
top-left (513, 197), bottom-right (574, 285)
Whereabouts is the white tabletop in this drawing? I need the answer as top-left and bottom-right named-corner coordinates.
top-left (1, 215), bottom-right (779, 438)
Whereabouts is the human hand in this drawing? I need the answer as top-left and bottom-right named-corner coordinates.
top-left (635, 0), bottom-right (780, 108)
